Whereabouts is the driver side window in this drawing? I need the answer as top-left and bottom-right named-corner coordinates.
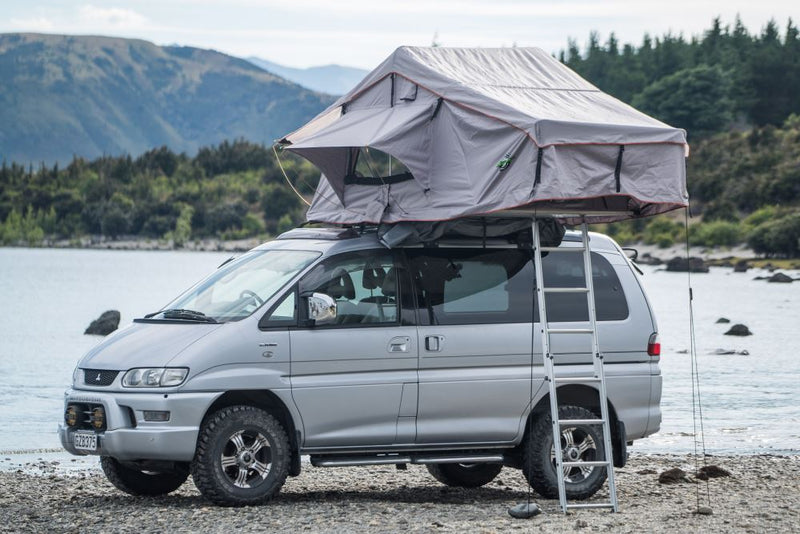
top-left (299, 251), bottom-right (398, 327)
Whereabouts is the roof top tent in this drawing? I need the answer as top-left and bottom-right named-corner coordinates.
top-left (278, 46), bottom-right (690, 514)
top-left (279, 46), bottom-right (689, 230)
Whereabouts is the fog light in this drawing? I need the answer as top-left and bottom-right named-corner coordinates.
top-left (65, 405), bottom-right (78, 427)
top-left (91, 407), bottom-right (105, 429)
top-left (143, 410), bottom-right (170, 422)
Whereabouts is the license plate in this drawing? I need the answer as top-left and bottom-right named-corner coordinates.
top-left (73, 432), bottom-right (97, 451)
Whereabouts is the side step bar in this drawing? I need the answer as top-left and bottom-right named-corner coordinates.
top-left (311, 453), bottom-right (505, 468)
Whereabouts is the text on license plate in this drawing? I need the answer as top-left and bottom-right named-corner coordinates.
top-left (73, 432), bottom-right (97, 451)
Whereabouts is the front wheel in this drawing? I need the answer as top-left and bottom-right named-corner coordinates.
top-left (426, 463), bottom-right (503, 488)
top-left (191, 405), bottom-right (290, 506)
top-left (522, 405), bottom-right (608, 500)
top-left (101, 457), bottom-right (189, 496)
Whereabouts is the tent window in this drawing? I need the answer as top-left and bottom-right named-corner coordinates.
top-left (347, 147), bottom-right (413, 185)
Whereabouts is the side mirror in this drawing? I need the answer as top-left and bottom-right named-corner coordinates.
top-left (306, 292), bottom-right (337, 326)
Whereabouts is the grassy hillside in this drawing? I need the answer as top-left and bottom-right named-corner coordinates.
top-left (0, 33), bottom-right (334, 164)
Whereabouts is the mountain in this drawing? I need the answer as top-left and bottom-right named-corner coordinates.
top-left (246, 57), bottom-right (368, 95)
top-left (0, 33), bottom-right (335, 164)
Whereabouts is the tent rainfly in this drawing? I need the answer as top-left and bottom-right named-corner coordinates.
top-left (279, 46), bottom-right (689, 226)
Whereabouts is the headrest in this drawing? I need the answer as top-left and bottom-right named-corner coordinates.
top-left (381, 268), bottom-right (397, 297)
top-left (362, 266), bottom-right (386, 290)
top-left (326, 269), bottom-right (355, 300)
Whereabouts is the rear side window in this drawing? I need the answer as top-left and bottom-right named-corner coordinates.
top-left (537, 251), bottom-right (629, 322)
top-left (408, 248), bottom-right (628, 325)
top-left (407, 249), bottom-right (533, 325)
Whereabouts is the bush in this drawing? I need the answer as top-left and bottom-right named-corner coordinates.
top-left (691, 220), bottom-right (743, 247)
top-left (747, 210), bottom-right (800, 257)
top-left (642, 217), bottom-right (682, 246)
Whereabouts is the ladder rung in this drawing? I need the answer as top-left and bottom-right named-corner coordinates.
top-left (561, 460), bottom-right (611, 467)
top-left (548, 328), bottom-right (594, 334)
top-left (553, 377), bottom-right (601, 384)
top-left (558, 418), bottom-right (606, 425)
top-left (540, 246), bottom-right (586, 252)
top-left (543, 287), bottom-right (589, 293)
top-left (566, 503), bottom-right (616, 510)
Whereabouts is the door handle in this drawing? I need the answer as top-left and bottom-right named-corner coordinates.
top-left (425, 335), bottom-right (444, 352)
top-left (388, 336), bottom-right (410, 353)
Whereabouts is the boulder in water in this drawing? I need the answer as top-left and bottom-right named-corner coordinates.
top-left (715, 317), bottom-right (730, 324)
top-left (637, 253), bottom-right (663, 266)
top-left (767, 272), bottom-right (792, 283)
top-left (724, 324), bottom-right (752, 336)
top-left (84, 310), bottom-right (121, 336)
top-left (733, 260), bottom-right (749, 273)
top-left (666, 257), bottom-right (709, 273)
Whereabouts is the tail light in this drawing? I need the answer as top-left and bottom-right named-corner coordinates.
top-left (647, 333), bottom-right (661, 356)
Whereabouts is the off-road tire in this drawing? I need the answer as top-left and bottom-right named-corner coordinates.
top-left (191, 405), bottom-right (290, 506)
top-left (426, 463), bottom-right (503, 488)
top-left (100, 456), bottom-right (189, 496)
top-left (522, 405), bottom-right (608, 500)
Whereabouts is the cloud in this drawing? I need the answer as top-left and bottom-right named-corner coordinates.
top-left (9, 17), bottom-right (57, 31)
top-left (76, 5), bottom-right (149, 29)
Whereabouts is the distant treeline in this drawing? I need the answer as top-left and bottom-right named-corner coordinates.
top-left (0, 140), bottom-right (320, 245)
top-left (2, 119), bottom-right (799, 256)
top-left (562, 17), bottom-right (800, 139)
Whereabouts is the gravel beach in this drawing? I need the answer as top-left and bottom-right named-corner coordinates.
top-left (1, 453), bottom-right (797, 533)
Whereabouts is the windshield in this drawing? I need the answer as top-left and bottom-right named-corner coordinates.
top-left (155, 249), bottom-right (320, 323)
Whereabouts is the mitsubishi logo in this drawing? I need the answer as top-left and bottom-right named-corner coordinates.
top-left (95, 373), bottom-right (102, 382)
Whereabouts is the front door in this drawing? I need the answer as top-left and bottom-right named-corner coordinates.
top-left (289, 250), bottom-right (418, 448)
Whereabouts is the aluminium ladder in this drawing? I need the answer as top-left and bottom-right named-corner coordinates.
top-left (532, 218), bottom-right (618, 513)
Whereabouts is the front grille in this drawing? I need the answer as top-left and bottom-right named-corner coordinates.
top-left (83, 369), bottom-right (119, 386)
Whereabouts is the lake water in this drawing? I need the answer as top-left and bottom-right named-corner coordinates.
top-left (0, 247), bottom-right (798, 459)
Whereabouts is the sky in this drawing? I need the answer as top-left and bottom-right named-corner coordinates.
top-left (1, 1), bottom-right (797, 69)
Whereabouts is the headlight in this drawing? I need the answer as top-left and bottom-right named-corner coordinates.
top-left (72, 366), bottom-right (81, 386)
top-left (122, 368), bottom-right (189, 388)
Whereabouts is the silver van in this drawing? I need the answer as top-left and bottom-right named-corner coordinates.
top-left (59, 226), bottom-right (661, 506)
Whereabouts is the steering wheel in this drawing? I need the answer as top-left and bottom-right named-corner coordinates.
top-left (239, 290), bottom-right (264, 306)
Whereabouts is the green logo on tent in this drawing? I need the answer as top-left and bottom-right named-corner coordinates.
top-left (496, 153), bottom-right (513, 170)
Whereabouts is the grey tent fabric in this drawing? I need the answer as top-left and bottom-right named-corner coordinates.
top-left (281, 46), bottom-right (689, 225)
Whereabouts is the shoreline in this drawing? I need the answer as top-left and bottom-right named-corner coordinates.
top-left (6, 238), bottom-right (800, 272)
top-left (1, 452), bottom-right (797, 532)
top-left (0, 236), bottom-right (783, 258)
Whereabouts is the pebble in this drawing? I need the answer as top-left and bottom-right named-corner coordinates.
top-left (0, 454), bottom-right (797, 533)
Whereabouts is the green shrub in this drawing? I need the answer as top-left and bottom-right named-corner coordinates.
top-left (691, 220), bottom-right (743, 247)
top-left (747, 210), bottom-right (800, 257)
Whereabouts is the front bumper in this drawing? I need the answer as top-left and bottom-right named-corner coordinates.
top-left (58, 388), bottom-right (221, 462)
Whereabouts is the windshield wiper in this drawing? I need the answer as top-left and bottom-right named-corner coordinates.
top-left (145, 309), bottom-right (219, 323)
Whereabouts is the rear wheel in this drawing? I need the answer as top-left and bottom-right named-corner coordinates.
top-left (522, 405), bottom-right (608, 500)
top-left (101, 457), bottom-right (189, 496)
top-left (191, 405), bottom-right (290, 506)
top-left (426, 463), bottom-right (503, 488)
